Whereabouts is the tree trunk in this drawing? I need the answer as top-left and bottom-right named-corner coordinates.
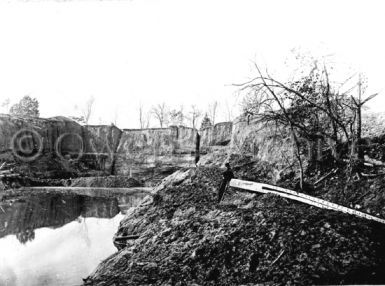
top-left (356, 104), bottom-right (363, 161)
top-left (289, 126), bottom-right (304, 190)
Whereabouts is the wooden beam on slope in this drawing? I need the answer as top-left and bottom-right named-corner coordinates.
top-left (229, 179), bottom-right (385, 225)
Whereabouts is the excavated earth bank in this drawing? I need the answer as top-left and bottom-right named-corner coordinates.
top-left (84, 167), bottom-right (385, 286)
top-left (70, 176), bottom-right (142, 188)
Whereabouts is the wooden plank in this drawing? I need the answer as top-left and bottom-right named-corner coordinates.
top-left (230, 179), bottom-right (335, 211)
top-left (230, 179), bottom-right (385, 225)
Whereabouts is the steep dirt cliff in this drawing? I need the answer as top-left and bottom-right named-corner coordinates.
top-left (200, 122), bottom-right (233, 152)
top-left (114, 126), bottom-right (198, 184)
top-left (83, 125), bottom-right (123, 174)
top-left (198, 117), bottom-right (296, 180)
top-left (0, 114), bottom-right (85, 177)
top-left (230, 116), bottom-right (294, 166)
top-left (0, 113), bottom-right (320, 184)
top-left (0, 115), bottom-right (200, 182)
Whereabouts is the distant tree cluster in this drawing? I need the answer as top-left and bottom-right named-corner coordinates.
top-left (200, 114), bottom-right (212, 129)
top-left (3, 94), bottom-right (237, 130)
top-left (9, 95), bottom-right (40, 117)
top-left (143, 99), bottom-right (235, 130)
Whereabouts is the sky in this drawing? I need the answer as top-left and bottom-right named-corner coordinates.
top-left (0, 0), bottom-right (384, 128)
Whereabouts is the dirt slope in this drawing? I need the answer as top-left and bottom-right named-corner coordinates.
top-left (70, 176), bottom-right (142, 188)
top-left (84, 167), bottom-right (385, 285)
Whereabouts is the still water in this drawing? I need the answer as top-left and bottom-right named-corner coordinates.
top-left (0, 191), bottom-right (147, 286)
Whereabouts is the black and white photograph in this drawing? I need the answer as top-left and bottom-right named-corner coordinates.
top-left (1, 0), bottom-right (385, 285)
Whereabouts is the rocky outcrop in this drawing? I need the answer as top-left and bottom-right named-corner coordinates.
top-left (0, 115), bottom-right (201, 181)
top-left (0, 114), bottom-right (127, 178)
top-left (230, 116), bottom-right (295, 166)
top-left (0, 114), bottom-right (85, 177)
top-left (114, 126), bottom-right (198, 184)
top-left (200, 122), bottom-right (233, 152)
top-left (198, 116), bottom-right (296, 172)
top-left (197, 122), bottom-right (233, 167)
top-left (83, 125), bottom-right (122, 174)
top-left (0, 113), bottom-right (296, 182)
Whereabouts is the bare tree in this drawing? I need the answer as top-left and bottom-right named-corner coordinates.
top-left (223, 99), bottom-right (234, 122)
top-left (239, 58), bottom-right (379, 186)
top-left (242, 64), bottom-right (305, 189)
top-left (81, 96), bottom-right (95, 125)
top-left (178, 105), bottom-right (185, 125)
top-left (189, 105), bottom-right (202, 129)
top-left (208, 101), bottom-right (218, 125)
top-left (350, 74), bottom-right (377, 161)
top-left (113, 106), bottom-right (119, 126)
top-left (151, 103), bottom-right (169, 128)
top-left (139, 103), bottom-right (150, 129)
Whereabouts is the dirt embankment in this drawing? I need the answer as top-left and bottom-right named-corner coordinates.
top-left (69, 176), bottom-right (142, 188)
top-left (84, 167), bottom-right (385, 286)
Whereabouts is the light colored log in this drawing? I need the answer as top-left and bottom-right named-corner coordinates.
top-left (230, 179), bottom-right (385, 224)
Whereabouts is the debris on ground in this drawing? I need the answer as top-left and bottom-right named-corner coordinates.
top-left (85, 167), bottom-right (385, 285)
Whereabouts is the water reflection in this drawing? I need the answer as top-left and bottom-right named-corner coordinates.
top-left (16, 228), bottom-right (35, 245)
top-left (0, 191), bottom-right (147, 286)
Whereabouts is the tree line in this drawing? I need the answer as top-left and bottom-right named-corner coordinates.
top-left (1, 95), bottom-right (234, 130)
top-left (139, 101), bottom-right (224, 130)
top-left (1, 95), bottom-right (40, 118)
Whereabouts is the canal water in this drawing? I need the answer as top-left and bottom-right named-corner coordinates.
top-left (0, 191), bottom-right (147, 286)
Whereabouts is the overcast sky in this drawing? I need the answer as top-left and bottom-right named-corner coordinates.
top-left (0, 0), bottom-right (384, 128)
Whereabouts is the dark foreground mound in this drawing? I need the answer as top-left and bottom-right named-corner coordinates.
top-left (85, 167), bottom-right (385, 285)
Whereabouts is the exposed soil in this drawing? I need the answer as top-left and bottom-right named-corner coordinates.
top-left (70, 176), bottom-right (142, 188)
top-left (84, 166), bottom-right (385, 285)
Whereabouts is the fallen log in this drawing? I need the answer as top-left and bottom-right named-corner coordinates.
top-left (230, 179), bottom-right (385, 224)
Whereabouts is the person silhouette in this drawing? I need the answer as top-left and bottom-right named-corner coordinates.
top-left (217, 162), bottom-right (234, 203)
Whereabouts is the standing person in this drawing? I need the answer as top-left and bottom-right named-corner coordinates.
top-left (217, 162), bottom-right (234, 203)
